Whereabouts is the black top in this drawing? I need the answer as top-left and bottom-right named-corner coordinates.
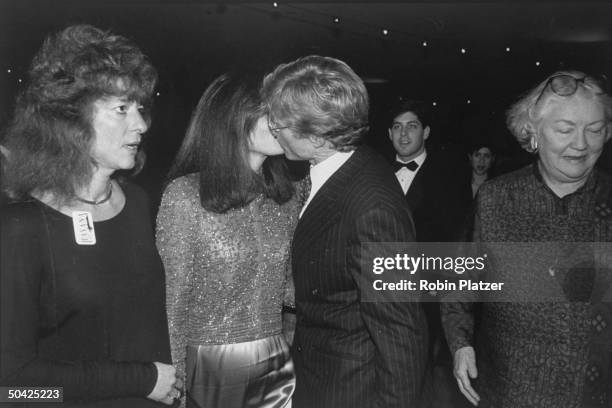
top-left (1, 182), bottom-right (171, 407)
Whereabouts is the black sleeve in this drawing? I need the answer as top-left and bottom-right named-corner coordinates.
top-left (0, 204), bottom-right (157, 401)
top-left (440, 197), bottom-right (481, 354)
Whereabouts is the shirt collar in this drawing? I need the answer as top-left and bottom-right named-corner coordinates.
top-left (396, 150), bottom-right (427, 167)
top-left (310, 150), bottom-right (355, 191)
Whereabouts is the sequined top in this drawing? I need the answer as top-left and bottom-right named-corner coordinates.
top-left (156, 173), bottom-right (300, 377)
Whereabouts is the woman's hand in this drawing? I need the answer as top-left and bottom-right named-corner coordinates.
top-left (147, 362), bottom-right (183, 405)
top-left (454, 346), bottom-right (480, 406)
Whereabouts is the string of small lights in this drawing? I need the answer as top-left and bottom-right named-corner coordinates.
top-left (234, 2), bottom-right (552, 107)
top-left (2, 2), bottom-right (579, 109)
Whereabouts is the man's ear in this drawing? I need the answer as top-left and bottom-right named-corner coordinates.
top-left (423, 126), bottom-right (431, 141)
top-left (309, 134), bottom-right (328, 149)
top-left (388, 128), bottom-right (392, 141)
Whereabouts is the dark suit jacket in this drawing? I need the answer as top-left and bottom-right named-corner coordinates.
top-left (402, 148), bottom-right (472, 242)
top-left (292, 146), bottom-right (430, 408)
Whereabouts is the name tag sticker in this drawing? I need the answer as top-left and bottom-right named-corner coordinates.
top-left (72, 211), bottom-right (96, 245)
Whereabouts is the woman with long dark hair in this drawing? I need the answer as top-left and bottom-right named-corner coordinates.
top-left (157, 73), bottom-right (299, 408)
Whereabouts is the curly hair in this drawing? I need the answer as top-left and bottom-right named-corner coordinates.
top-left (167, 73), bottom-right (294, 213)
top-left (262, 55), bottom-right (369, 152)
top-left (2, 24), bottom-right (157, 202)
top-left (506, 70), bottom-right (612, 153)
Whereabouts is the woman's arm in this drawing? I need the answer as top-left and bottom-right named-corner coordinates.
top-left (156, 179), bottom-right (196, 381)
top-left (440, 200), bottom-right (484, 406)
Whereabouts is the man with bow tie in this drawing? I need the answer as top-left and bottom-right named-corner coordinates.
top-left (388, 100), bottom-right (471, 243)
top-left (388, 100), bottom-right (472, 407)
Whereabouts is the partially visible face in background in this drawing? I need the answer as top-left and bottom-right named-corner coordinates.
top-left (469, 147), bottom-right (494, 176)
top-left (388, 111), bottom-right (430, 161)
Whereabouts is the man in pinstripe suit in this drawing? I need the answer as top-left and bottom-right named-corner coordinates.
top-left (263, 56), bottom-right (431, 408)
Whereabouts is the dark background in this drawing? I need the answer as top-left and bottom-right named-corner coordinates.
top-left (2, 0), bottom-right (612, 205)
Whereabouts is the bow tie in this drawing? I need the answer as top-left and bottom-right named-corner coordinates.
top-left (393, 160), bottom-right (418, 172)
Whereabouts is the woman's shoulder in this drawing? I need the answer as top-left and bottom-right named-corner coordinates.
top-left (160, 174), bottom-right (200, 202)
top-left (1, 199), bottom-right (42, 221)
top-left (157, 173), bottom-right (202, 220)
top-left (118, 180), bottom-right (148, 205)
top-left (595, 167), bottom-right (612, 186)
top-left (0, 199), bottom-right (45, 239)
top-left (474, 165), bottom-right (537, 213)
top-left (594, 168), bottom-right (612, 206)
top-left (479, 165), bottom-right (533, 196)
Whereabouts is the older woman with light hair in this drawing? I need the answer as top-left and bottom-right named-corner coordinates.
top-left (442, 71), bottom-right (612, 407)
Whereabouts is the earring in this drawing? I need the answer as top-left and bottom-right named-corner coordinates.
top-left (530, 137), bottom-right (538, 152)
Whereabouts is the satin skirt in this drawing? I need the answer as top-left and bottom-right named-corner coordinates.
top-left (186, 334), bottom-right (295, 408)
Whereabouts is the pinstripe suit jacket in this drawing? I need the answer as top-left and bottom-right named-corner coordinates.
top-left (292, 146), bottom-right (430, 408)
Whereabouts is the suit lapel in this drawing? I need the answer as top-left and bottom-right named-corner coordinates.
top-left (292, 148), bottom-right (369, 262)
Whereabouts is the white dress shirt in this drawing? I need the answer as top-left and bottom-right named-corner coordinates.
top-left (299, 150), bottom-right (355, 218)
top-left (395, 150), bottom-right (427, 194)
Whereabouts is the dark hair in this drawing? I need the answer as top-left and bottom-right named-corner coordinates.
top-left (468, 143), bottom-right (495, 156)
top-left (2, 24), bottom-right (157, 203)
top-left (168, 73), bottom-right (294, 213)
top-left (387, 100), bottom-right (432, 129)
top-left (262, 55), bottom-right (369, 152)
